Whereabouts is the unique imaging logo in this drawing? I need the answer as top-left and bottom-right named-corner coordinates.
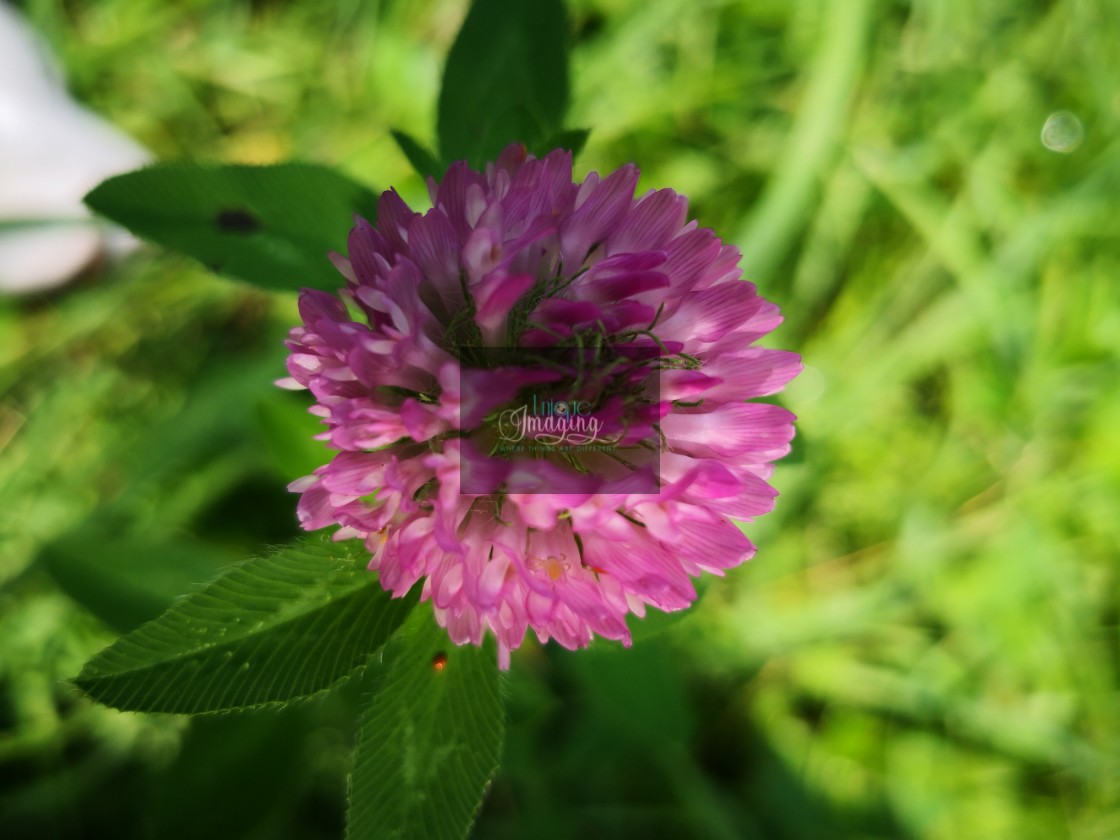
top-left (496, 395), bottom-right (621, 448)
top-left (459, 345), bottom-right (662, 494)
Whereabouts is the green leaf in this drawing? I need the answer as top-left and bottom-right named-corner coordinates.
top-left (538, 127), bottom-right (590, 159)
top-left (75, 535), bottom-right (417, 714)
top-left (438, 0), bottom-right (570, 167)
top-left (40, 523), bottom-right (239, 634)
top-left (84, 162), bottom-right (380, 292)
top-left (390, 129), bottom-right (445, 181)
top-left (347, 610), bottom-right (504, 840)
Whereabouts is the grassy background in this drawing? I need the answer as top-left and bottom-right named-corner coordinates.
top-left (2, 0), bottom-right (1119, 837)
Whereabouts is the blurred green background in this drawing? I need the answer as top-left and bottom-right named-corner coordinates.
top-left (2, 0), bottom-right (1118, 837)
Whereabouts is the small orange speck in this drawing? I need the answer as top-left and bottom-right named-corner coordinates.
top-left (432, 653), bottom-right (448, 672)
top-left (529, 553), bottom-right (571, 582)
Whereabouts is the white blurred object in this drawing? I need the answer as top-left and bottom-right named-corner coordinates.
top-left (0, 2), bottom-right (150, 293)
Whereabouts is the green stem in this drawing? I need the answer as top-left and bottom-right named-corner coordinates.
top-left (732, 0), bottom-right (871, 284)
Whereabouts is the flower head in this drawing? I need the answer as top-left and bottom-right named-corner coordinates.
top-left (283, 144), bottom-right (801, 667)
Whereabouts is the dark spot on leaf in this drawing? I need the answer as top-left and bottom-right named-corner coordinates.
top-left (215, 208), bottom-right (260, 234)
top-left (432, 652), bottom-right (448, 672)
